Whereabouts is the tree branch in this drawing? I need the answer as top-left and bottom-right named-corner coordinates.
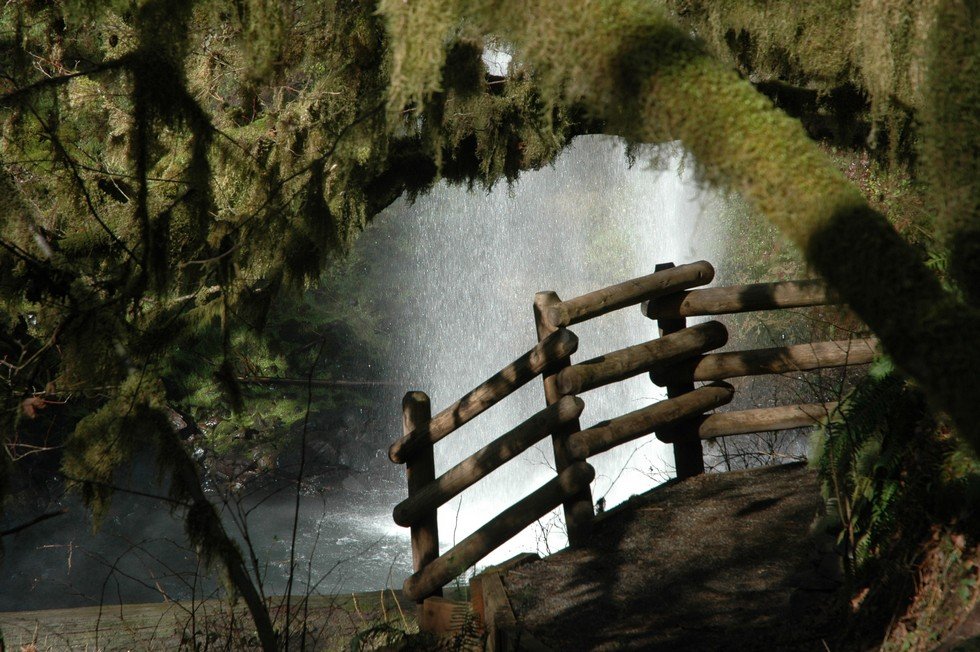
top-left (0, 508), bottom-right (68, 537)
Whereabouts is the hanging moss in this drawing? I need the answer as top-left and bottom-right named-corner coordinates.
top-left (62, 372), bottom-right (170, 525)
top-left (378, 0), bottom-right (980, 457)
top-left (0, 1), bottom-right (582, 577)
top-left (663, 0), bottom-right (938, 160)
top-left (3, 1), bottom-right (980, 618)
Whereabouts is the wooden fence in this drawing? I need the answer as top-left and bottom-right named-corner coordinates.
top-left (389, 260), bottom-right (871, 603)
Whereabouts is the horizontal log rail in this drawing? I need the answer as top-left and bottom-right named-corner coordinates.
top-left (556, 320), bottom-right (728, 395)
top-left (393, 396), bottom-right (585, 527)
top-left (388, 328), bottom-right (578, 464)
top-left (642, 279), bottom-right (838, 319)
top-left (657, 402), bottom-right (840, 442)
top-left (567, 382), bottom-right (735, 460)
top-left (392, 261), bottom-right (876, 603)
top-left (543, 261), bottom-right (714, 329)
top-left (402, 462), bottom-right (596, 602)
top-left (649, 338), bottom-right (878, 387)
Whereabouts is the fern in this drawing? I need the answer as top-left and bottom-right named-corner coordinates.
top-left (811, 359), bottom-right (935, 572)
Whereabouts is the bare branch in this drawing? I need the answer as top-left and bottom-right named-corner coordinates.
top-left (0, 508), bottom-right (68, 537)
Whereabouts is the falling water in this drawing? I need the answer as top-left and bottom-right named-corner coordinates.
top-left (379, 135), bottom-right (724, 564)
top-left (0, 137), bottom-right (726, 612)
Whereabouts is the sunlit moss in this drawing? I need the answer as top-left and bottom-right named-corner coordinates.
top-left (380, 0), bottom-right (980, 455)
top-left (3, 0), bottom-right (980, 610)
top-left (664, 0), bottom-right (939, 156)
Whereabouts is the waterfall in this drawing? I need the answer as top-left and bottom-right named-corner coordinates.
top-left (378, 135), bottom-right (723, 564)
top-left (0, 137), bottom-right (725, 612)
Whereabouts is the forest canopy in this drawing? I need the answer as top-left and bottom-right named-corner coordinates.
top-left (1, 0), bottom-right (979, 648)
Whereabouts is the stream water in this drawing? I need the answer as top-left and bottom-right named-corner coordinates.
top-left (0, 136), bottom-right (725, 612)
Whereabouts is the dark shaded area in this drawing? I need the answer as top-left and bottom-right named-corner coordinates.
top-left (503, 463), bottom-right (843, 650)
top-left (753, 80), bottom-right (873, 153)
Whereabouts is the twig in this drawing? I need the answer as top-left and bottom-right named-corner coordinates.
top-left (284, 338), bottom-right (327, 647)
top-left (0, 508), bottom-right (67, 537)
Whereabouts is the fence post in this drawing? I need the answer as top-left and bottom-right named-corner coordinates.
top-left (650, 263), bottom-right (705, 479)
top-left (403, 391), bottom-right (442, 601)
top-left (534, 292), bottom-right (594, 546)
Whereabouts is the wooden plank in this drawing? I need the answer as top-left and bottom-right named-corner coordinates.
top-left (668, 402), bottom-right (840, 441)
top-left (388, 328), bottom-right (579, 463)
top-left (403, 392), bottom-right (441, 602)
top-left (402, 462), bottom-right (595, 602)
top-left (0, 594), bottom-right (418, 651)
top-left (469, 575), bottom-right (486, 634)
top-left (481, 571), bottom-right (552, 651)
top-left (556, 320), bottom-right (727, 395)
top-left (544, 260), bottom-right (714, 328)
top-left (483, 572), bottom-right (518, 652)
top-left (392, 396), bottom-right (585, 527)
top-left (419, 596), bottom-right (470, 635)
top-left (534, 292), bottom-right (594, 547)
top-left (649, 338), bottom-right (878, 386)
top-left (642, 279), bottom-right (837, 319)
top-left (485, 552), bottom-right (541, 575)
top-left (567, 382), bottom-right (735, 459)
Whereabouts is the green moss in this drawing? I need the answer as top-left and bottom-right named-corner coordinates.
top-left (63, 372), bottom-right (170, 526)
top-left (664, 0), bottom-right (937, 157)
top-left (386, 0), bottom-right (980, 456)
top-left (919, 0), bottom-right (980, 306)
top-left (4, 0), bottom-right (980, 616)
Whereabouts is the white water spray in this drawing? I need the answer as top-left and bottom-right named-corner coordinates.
top-left (379, 135), bottom-right (723, 564)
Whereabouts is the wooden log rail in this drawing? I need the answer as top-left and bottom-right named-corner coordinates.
top-left (556, 320), bottom-right (728, 395)
top-left (543, 260), bottom-right (715, 329)
top-left (402, 462), bottom-right (596, 602)
top-left (388, 328), bottom-right (578, 464)
top-left (649, 338), bottom-right (878, 386)
top-left (393, 396), bottom-right (585, 527)
top-left (534, 292), bottom-right (594, 546)
top-left (403, 392), bottom-right (441, 601)
top-left (391, 261), bottom-right (871, 605)
top-left (642, 279), bottom-right (838, 319)
top-left (656, 402), bottom-right (840, 442)
top-left (567, 382), bottom-right (735, 460)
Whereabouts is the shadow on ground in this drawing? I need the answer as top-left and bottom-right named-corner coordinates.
top-left (503, 462), bottom-right (843, 651)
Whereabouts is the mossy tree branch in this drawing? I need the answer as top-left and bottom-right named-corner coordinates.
top-left (381, 0), bottom-right (980, 454)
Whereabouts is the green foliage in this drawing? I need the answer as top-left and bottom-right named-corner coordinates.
top-left (62, 373), bottom-right (162, 525)
top-left (810, 361), bottom-right (922, 571)
top-left (811, 358), bottom-right (980, 574)
top-left (0, 1), bottom-right (580, 606)
top-left (0, 6), bottom-right (570, 416)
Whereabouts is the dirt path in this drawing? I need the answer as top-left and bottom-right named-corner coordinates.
top-left (501, 462), bottom-right (843, 651)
